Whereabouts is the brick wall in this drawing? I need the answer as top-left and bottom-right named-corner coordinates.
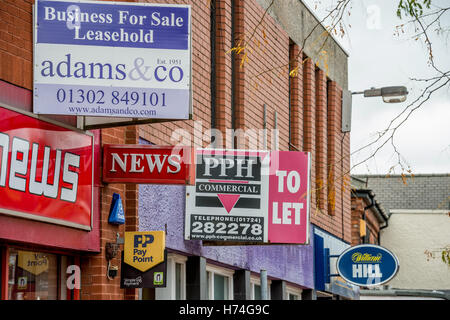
top-left (79, 126), bottom-right (136, 300)
top-left (214, 0), bottom-right (233, 147)
top-left (139, 0), bottom-right (212, 149)
top-left (351, 197), bottom-right (381, 246)
top-left (315, 68), bottom-right (327, 211)
top-left (0, 0), bottom-right (33, 89)
top-left (303, 57), bottom-right (316, 211)
top-left (289, 43), bottom-right (303, 151)
top-left (141, 0), bottom-right (352, 244)
top-left (79, 125), bottom-right (138, 300)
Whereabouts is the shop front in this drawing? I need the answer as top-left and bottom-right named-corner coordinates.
top-left (5, 248), bottom-right (80, 300)
top-left (134, 140), bottom-right (315, 300)
top-left (313, 226), bottom-right (360, 300)
top-left (0, 89), bottom-right (100, 300)
top-left (138, 181), bottom-right (316, 300)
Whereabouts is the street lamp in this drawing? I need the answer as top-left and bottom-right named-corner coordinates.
top-left (352, 86), bottom-right (409, 103)
top-left (342, 86), bottom-right (409, 132)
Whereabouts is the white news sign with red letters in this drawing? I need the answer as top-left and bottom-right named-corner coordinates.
top-left (185, 149), bottom-right (311, 244)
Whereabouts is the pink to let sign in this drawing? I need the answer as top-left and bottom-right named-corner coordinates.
top-left (268, 151), bottom-right (311, 244)
top-left (185, 149), bottom-right (311, 244)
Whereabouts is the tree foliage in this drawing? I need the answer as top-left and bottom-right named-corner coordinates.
top-left (397, 0), bottom-right (432, 19)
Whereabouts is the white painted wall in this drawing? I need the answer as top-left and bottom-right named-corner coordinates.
top-left (380, 210), bottom-right (450, 290)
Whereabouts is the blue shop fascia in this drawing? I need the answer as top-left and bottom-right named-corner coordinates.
top-left (313, 226), bottom-right (360, 300)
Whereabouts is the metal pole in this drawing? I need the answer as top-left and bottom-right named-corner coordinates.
top-left (263, 104), bottom-right (267, 150)
top-left (260, 269), bottom-right (268, 300)
top-left (273, 111), bottom-right (279, 150)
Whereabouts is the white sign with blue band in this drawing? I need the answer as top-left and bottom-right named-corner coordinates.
top-left (33, 0), bottom-right (191, 119)
top-left (336, 244), bottom-right (399, 287)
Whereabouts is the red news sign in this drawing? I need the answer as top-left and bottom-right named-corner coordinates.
top-left (103, 145), bottom-right (192, 184)
top-left (0, 107), bottom-right (93, 230)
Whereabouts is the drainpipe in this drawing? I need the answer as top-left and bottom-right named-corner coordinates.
top-left (363, 192), bottom-right (375, 221)
top-left (231, 0), bottom-right (236, 148)
top-left (379, 210), bottom-right (389, 245)
top-left (260, 269), bottom-right (268, 300)
top-left (353, 190), bottom-right (389, 245)
top-left (361, 192), bottom-right (375, 243)
top-left (366, 192), bottom-right (390, 245)
top-left (210, 1), bottom-right (216, 134)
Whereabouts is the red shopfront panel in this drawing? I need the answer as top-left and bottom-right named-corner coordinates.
top-left (103, 144), bottom-right (193, 184)
top-left (0, 107), bottom-right (93, 229)
top-left (0, 104), bottom-right (100, 252)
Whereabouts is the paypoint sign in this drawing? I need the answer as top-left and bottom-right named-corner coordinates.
top-left (18, 251), bottom-right (49, 276)
top-left (124, 231), bottom-right (165, 272)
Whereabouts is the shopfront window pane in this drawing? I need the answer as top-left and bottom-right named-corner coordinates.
top-left (175, 262), bottom-right (182, 300)
top-left (59, 256), bottom-right (68, 300)
top-left (8, 249), bottom-right (58, 300)
top-left (206, 271), bottom-right (211, 300)
top-left (289, 293), bottom-right (299, 300)
top-left (213, 274), bottom-right (228, 300)
top-left (254, 284), bottom-right (261, 300)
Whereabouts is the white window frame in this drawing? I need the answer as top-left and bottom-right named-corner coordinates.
top-left (250, 274), bottom-right (271, 300)
top-left (155, 253), bottom-right (187, 300)
top-left (206, 264), bottom-right (234, 300)
top-left (285, 284), bottom-right (302, 300)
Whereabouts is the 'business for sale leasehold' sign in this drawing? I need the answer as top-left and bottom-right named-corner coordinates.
top-left (33, 0), bottom-right (191, 119)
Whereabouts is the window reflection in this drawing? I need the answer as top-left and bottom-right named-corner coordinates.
top-left (8, 249), bottom-right (58, 300)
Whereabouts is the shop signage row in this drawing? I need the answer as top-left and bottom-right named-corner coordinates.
top-left (102, 146), bottom-right (311, 244)
top-left (0, 106), bottom-right (310, 244)
top-left (33, 0), bottom-right (191, 121)
top-left (119, 231), bottom-right (398, 290)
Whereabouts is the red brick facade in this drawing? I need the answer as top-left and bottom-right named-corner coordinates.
top-left (351, 197), bottom-right (382, 245)
top-left (0, 0), bottom-right (351, 299)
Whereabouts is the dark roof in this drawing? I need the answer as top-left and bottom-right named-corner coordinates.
top-left (352, 174), bottom-right (450, 212)
top-left (351, 188), bottom-right (389, 223)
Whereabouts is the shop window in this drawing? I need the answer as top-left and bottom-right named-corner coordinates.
top-left (6, 248), bottom-right (78, 300)
top-left (154, 254), bottom-right (187, 300)
top-left (175, 262), bottom-right (184, 300)
top-left (285, 284), bottom-right (302, 300)
top-left (288, 293), bottom-right (299, 300)
top-left (250, 275), bottom-right (271, 300)
top-left (253, 284), bottom-right (262, 300)
top-left (206, 265), bottom-right (234, 300)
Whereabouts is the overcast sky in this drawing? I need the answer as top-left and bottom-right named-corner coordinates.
top-left (304, 0), bottom-right (450, 174)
